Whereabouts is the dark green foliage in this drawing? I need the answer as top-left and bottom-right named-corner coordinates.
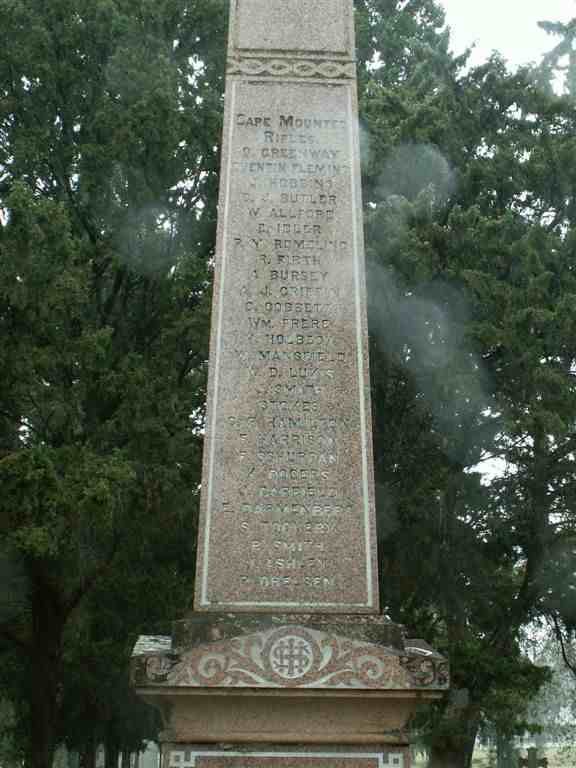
top-left (359, 7), bottom-right (576, 767)
top-left (538, 18), bottom-right (576, 97)
top-left (0, 1), bottom-right (226, 765)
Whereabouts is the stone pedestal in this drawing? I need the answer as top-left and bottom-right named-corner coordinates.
top-left (132, 616), bottom-right (448, 765)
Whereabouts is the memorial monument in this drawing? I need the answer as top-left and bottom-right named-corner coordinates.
top-left (132, 1), bottom-right (449, 766)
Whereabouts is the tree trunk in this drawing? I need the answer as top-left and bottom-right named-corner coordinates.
top-left (427, 747), bottom-right (472, 768)
top-left (121, 750), bottom-right (132, 768)
top-left (79, 743), bottom-right (97, 768)
top-left (428, 733), bottom-right (476, 768)
top-left (427, 698), bottom-right (479, 768)
top-left (105, 742), bottom-right (120, 768)
top-left (496, 731), bottom-right (515, 768)
top-left (28, 684), bottom-right (58, 768)
top-left (28, 572), bottom-right (65, 768)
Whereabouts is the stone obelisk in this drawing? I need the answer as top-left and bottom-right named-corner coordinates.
top-left (132, 3), bottom-right (448, 767)
top-left (195, 0), bottom-right (377, 615)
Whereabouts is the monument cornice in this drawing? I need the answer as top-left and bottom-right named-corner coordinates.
top-left (131, 624), bottom-right (449, 692)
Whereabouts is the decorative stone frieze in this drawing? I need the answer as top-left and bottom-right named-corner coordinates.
top-left (132, 624), bottom-right (449, 691)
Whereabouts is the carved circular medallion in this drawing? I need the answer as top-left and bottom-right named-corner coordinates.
top-left (262, 627), bottom-right (321, 684)
top-left (269, 635), bottom-right (314, 679)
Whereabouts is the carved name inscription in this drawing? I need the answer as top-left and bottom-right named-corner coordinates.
top-left (194, 2), bottom-right (377, 614)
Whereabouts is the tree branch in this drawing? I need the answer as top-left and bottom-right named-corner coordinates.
top-left (64, 536), bottom-right (119, 616)
top-left (552, 614), bottom-right (576, 678)
top-left (0, 623), bottom-right (31, 655)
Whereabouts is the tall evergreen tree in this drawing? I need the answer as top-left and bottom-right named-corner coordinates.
top-left (358, 6), bottom-right (576, 766)
top-left (0, 1), bottom-right (226, 765)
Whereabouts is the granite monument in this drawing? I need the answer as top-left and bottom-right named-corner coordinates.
top-left (132, 2), bottom-right (449, 766)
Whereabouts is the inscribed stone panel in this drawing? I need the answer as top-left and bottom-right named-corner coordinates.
top-left (194, 77), bottom-right (378, 614)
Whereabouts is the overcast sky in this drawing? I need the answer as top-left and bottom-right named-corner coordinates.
top-left (439, 0), bottom-right (575, 70)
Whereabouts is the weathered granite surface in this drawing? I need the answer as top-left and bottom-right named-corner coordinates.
top-left (134, 688), bottom-right (425, 746)
top-left (172, 614), bottom-right (405, 652)
top-left (234, 0), bottom-right (352, 54)
top-left (195, 0), bottom-right (378, 615)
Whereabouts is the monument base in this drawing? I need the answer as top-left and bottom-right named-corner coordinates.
top-left (160, 744), bottom-right (411, 768)
top-left (141, 688), bottom-right (435, 745)
top-left (132, 615), bottom-right (448, 764)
